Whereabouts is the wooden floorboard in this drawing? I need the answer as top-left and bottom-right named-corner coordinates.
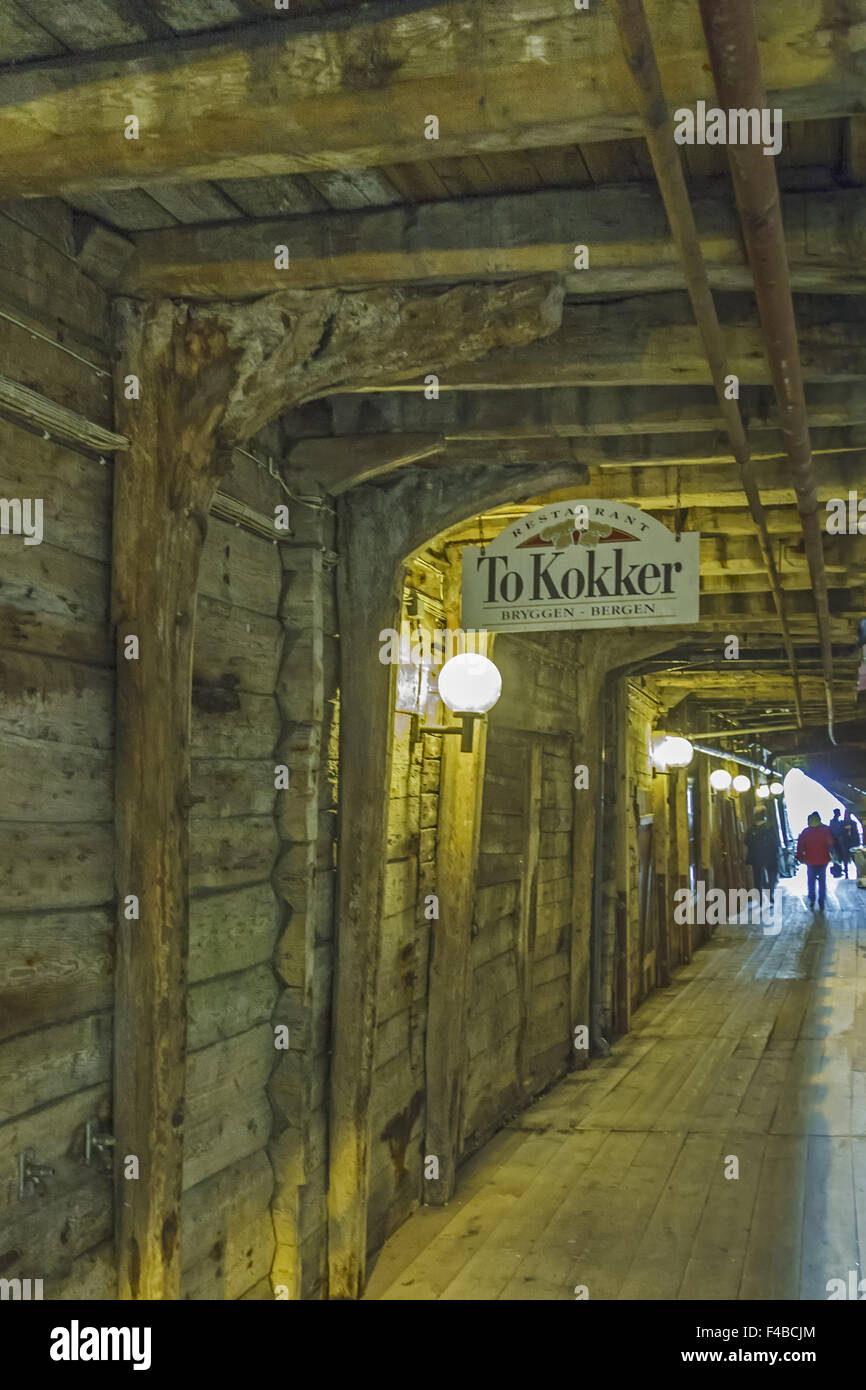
top-left (368, 878), bottom-right (866, 1300)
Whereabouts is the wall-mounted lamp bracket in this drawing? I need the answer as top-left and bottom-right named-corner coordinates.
top-left (420, 712), bottom-right (481, 753)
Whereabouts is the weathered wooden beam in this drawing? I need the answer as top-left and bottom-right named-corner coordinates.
top-left (682, 505), bottom-right (840, 536)
top-left (374, 294), bottom-right (866, 390)
top-left (289, 429), bottom-right (866, 486)
top-left (701, 571), bottom-right (865, 595)
top-left (698, 535), bottom-right (866, 577)
top-left (586, 457), bottom-right (865, 510)
top-left (125, 186), bottom-right (866, 299)
top-left (424, 574), bottom-right (492, 1205)
top-left (3, 1), bottom-right (863, 198)
top-left (515, 739), bottom-right (543, 1092)
top-left (700, 589), bottom-right (864, 624)
top-left (288, 433), bottom-right (445, 493)
top-left (437, 457), bottom-right (863, 525)
top-left (657, 671), bottom-right (849, 700)
top-left (318, 382), bottom-right (866, 440)
top-left (112, 299), bottom-right (240, 1302)
top-left (214, 279), bottom-right (564, 438)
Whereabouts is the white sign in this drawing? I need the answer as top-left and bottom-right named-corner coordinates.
top-left (462, 500), bottom-right (699, 632)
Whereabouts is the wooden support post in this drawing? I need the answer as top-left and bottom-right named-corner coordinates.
top-left (112, 301), bottom-right (234, 1300)
top-left (652, 770), bottom-right (671, 987)
top-left (514, 740), bottom-right (543, 1095)
top-left (696, 755), bottom-right (713, 889)
top-left (613, 681), bottom-right (631, 1035)
top-left (568, 726), bottom-right (591, 1058)
top-left (670, 769), bottom-right (691, 965)
top-left (328, 505), bottom-right (398, 1295)
top-left (424, 585), bottom-right (492, 1202)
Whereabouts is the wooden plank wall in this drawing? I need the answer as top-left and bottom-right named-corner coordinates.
top-left (182, 461), bottom-right (287, 1301)
top-left (363, 624), bottom-right (583, 1258)
top-left (0, 203), bottom-right (117, 1297)
top-left (461, 633), bottom-right (578, 1155)
top-left (0, 203), bottom-right (295, 1299)
top-left (366, 585), bottom-right (442, 1259)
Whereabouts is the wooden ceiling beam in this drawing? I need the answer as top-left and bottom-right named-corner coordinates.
top-left (1, 1), bottom-right (862, 198)
top-left (125, 186), bottom-right (866, 299)
top-left (678, 505), bottom-right (844, 536)
top-left (315, 382), bottom-right (866, 440)
top-left (586, 459), bottom-right (863, 509)
top-left (362, 295), bottom-right (866, 391)
top-left (700, 571), bottom-right (864, 593)
top-left (318, 424), bottom-right (866, 469)
top-left (700, 589), bottom-right (864, 623)
top-left (287, 432), bottom-right (446, 494)
top-left (655, 672), bottom-right (849, 697)
top-left (697, 535), bottom-right (866, 577)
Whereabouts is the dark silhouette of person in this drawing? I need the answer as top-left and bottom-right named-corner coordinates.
top-left (841, 811), bottom-right (861, 878)
top-left (744, 811), bottom-right (779, 894)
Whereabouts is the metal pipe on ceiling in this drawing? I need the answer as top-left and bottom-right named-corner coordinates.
top-left (611, 0), bottom-right (804, 730)
top-left (689, 722), bottom-right (800, 740)
top-left (697, 0), bottom-right (836, 743)
top-left (691, 744), bottom-right (773, 775)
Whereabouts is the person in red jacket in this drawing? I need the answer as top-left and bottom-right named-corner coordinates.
top-left (796, 812), bottom-right (837, 910)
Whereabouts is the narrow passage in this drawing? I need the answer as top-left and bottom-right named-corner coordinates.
top-left (367, 878), bottom-right (866, 1301)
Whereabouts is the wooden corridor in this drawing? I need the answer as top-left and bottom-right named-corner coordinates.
top-left (365, 875), bottom-right (866, 1301)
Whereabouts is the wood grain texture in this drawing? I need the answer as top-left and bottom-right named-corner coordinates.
top-left (0, 2), bottom-right (861, 195)
top-left (127, 187), bottom-right (866, 299)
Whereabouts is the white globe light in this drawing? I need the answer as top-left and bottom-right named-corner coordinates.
top-left (438, 653), bottom-right (502, 715)
top-left (770, 781), bottom-right (784, 796)
top-left (732, 774), bottom-right (751, 793)
top-left (652, 735), bottom-right (694, 770)
top-left (709, 769), bottom-right (733, 791)
top-left (756, 784), bottom-right (771, 799)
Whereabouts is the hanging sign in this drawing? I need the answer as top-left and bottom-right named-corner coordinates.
top-left (461, 500), bottom-right (699, 632)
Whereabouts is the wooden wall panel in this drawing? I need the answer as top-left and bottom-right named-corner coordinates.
top-left (461, 632), bottom-right (580, 1156)
top-left (0, 206), bottom-right (117, 1296)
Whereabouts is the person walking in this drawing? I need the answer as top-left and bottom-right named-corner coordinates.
top-left (796, 812), bottom-right (836, 910)
top-left (828, 807), bottom-right (847, 881)
top-left (841, 811), bottom-right (861, 878)
top-left (745, 811), bottom-right (779, 894)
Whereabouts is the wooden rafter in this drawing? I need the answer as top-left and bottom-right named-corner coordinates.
top-left (124, 187), bottom-right (866, 300)
top-left (0, 1), bottom-right (863, 197)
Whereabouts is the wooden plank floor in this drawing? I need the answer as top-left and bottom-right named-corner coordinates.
top-left (365, 873), bottom-right (866, 1300)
